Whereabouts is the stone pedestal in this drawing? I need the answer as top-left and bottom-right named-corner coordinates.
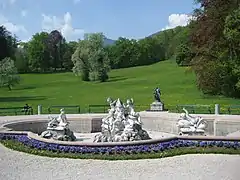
top-left (215, 104), bottom-right (220, 115)
top-left (150, 101), bottom-right (164, 111)
top-left (41, 126), bottom-right (76, 141)
top-left (37, 105), bottom-right (42, 115)
top-left (47, 126), bottom-right (65, 136)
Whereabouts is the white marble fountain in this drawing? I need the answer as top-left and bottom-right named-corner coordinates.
top-left (40, 98), bottom-right (152, 142)
top-left (93, 98), bottom-right (151, 142)
top-left (40, 98), bottom-right (208, 142)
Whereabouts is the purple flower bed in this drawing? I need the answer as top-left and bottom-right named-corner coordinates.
top-left (0, 133), bottom-right (240, 154)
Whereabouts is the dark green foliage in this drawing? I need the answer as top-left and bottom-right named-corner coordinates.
top-left (15, 44), bottom-right (29, 73)
top-left (190, 0), bottom-right (240, 98)
top-left (1, 1), bottom-right (240, 100)
top-left (27, 32), bottom-right (51, 72)
top-left (151, 26), bottom-right (190, 60)
top-left (1, 24), bottom-right (190, 75)
top-left (106, 28), bottom-right (188, 70)
top-left (0, 26), bottom-right (9, 61)
top-left (107, 37), bottom-right (138, 69)
top-left (0, 26), bottom-right (18, 61)
top-left (62, 41), bottom-right (77, 71)
top-left (97, 68), bottom-right (109, 82)
top-left (10, 31), bottom-right (78, 73)
top-left (176, 43), bottom-right (194, 66)
top-left (81, 68), bottom-right (90, 81)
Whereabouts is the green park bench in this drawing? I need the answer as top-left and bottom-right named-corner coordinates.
top-left (47, 105), bottom-right (80, 114)
top-left (88, 105), bottom-right (109, 113)
top-left (176, 104), bottom-right (212, 114)
top-left (227, 105), bottom-right (240, 115)
top-left (0, 107), bottom-right (33, 116)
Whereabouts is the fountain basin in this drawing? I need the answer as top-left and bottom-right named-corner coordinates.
top-left (1, 112), bottom-right (240, 141)
top-left (0, 113), bottom-right (240, 155)
top-left (2, 117), bottom-right (103, 135)
top-left (1, 119), bottom-right (176, 143)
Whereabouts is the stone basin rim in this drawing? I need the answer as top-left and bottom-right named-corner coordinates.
top-left (1, 112), bottom-right (240, 140)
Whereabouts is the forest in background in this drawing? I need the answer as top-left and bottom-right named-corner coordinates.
top-left (0, 0), bottom-right (239, 98)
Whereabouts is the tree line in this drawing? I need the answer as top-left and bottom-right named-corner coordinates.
top-left (0, 24), bottom-right (187, 83)
top-left (176, 0), bottom-right (240, 98)
top-left (0, 0), bottom-right (239, 98)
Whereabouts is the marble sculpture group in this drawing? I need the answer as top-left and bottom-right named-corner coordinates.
top-left (93, 97), bottom-right (151, 142)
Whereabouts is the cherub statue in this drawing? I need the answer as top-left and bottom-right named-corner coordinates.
top-left (57, 108), bottom-right (68, 127)
top-left (106, 97), bottom-right (117, 113)
top-left (102, 97), bottom-right (116, 127)
top-left (124, 98), bottom-right (142, 127)
top-left (47, 108), bottom-right (69, 128)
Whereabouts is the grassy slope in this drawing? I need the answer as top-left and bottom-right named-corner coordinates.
top-left (0, 60), bottom-right (239, 113)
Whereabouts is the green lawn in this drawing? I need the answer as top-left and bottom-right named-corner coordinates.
top-left (0, 60), bottom-right (239, 114)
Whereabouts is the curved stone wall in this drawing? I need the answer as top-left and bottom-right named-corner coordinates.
top-left (2, 118), bottom-right (103, 134)
top-left (0, 112), bottom-right (240, 137)
top-left (139, 112), bottom-right (215, 135)
top-left (4, 120), bottom-right (47, 135)
top-left (139, 112), bottom-right (240, 136)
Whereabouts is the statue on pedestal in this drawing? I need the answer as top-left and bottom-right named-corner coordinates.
top-left (154, 87), bottom-right (161, 102)
top-left (176, 108), bottom-right (207, 136)
top-left (150, 87), bottom-right (164, 111)
top-left (93, 97), bottom-right (150, 143)
top-left (41, 109), bottom-right (76, 141)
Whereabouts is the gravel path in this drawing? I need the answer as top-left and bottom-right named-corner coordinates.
top-left (0, 144), bottom-right (239, 180)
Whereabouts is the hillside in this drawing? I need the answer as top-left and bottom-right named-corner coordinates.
top-left (0, 60), bottom-right (239, 113)
top-left (102, 25), bottom-right (187, 48)
top-left (103, 37), bottom-right (116, 46)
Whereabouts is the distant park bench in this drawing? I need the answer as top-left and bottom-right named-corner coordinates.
top-left (228, 105), bottom-right (240, 115)
top-left (0, 107), bottom-right (33, 116)
top-left (88, 105), bottom-right (109, 113)
top-left (47, 105), bottom-right (80, 114)
top-left (176, 104), bottom-right (212, 114)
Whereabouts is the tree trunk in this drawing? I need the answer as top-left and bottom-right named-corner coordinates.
top-left (8, 85), bottom-right (12, 91)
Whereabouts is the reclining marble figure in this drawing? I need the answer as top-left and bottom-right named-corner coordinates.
top-left (94, 98), bottom-right (150, 142)
top-left (41, 108), bottom-right (76, 141)
top-left (176, 108), bottom-right (207, 135)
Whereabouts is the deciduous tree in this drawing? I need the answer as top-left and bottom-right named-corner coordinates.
top-left (72, 33), bottom-right (110, 82)
top-left (0, 57), bottom-right (20, 90)
top-left (27, 32), bottom-right (51, 72)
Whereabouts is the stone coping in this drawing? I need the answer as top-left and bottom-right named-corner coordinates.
top-left (0, 116), bottom-right (101, 127)
top-left (1, 131), bottom-right (240, 147)
top-left (0, 111), bottom-right (238, 123)
top-left (0, 114), bottom-right (104, 127)
top-left (0, 112), bottom-right (239, 123)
